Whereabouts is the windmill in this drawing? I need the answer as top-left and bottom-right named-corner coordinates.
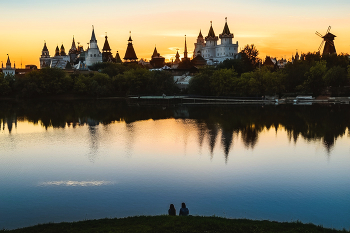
top-left (315, 26), bottom-right (336, 56)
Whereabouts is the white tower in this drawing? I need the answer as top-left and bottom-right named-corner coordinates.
top-left (85, 26), bottom-right (102, 67)
top-left (217, 17), bottom-right (238, 62)
top-left (3, 55), bottom-right (15, 77)
top-left (40, 42), bottom-right (51, 69)
top-left (203, 21), bottom-right (218, 64)
top-left (193, 30), bottom-right (205, 58)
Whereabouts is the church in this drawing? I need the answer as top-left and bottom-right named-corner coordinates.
top-left (40, 26), bottom-right (102, 70)
top-left (194, 18), bottom-right (239, 65)
top-left (2, 55), bottom-right (15, 76)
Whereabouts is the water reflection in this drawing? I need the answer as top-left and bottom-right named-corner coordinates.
top-left (1, 100), bottom-right (349, 156)
top-left (1, 100), bottom-right (350, 230)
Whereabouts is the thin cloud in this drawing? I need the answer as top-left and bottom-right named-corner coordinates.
top-left (38, 180), bottom-right (116, 187)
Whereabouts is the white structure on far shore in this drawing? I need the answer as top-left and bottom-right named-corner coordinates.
top-left (85, 26), bottom-right (102, 67)
top-left (40, 26), bottom-right (102, 70)
top-left (194, 18), bottom-right (239, 65)
top-left (2, 55), bottom-right (15, 76)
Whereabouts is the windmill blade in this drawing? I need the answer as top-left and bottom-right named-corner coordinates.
top-left (325, 38), bottom-right (335, 47)
top-left (315, 31), bottom-right (323, 38)
top-left (318, 40), bottom-right (325, 51)
top-left (328, 40), bottom-right (334, 46)
top-left (326, 26), bottom-right (331, 34)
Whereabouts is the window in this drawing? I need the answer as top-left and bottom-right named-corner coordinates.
top-left (90, 54), bottom-right (92, 57)
top-left (94, 54), bottom-right (96, 57)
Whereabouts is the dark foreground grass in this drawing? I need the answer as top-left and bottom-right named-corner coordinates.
top-left (1, 216), bottom-right (348, 233)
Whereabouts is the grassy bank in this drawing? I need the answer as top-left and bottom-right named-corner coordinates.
top-left (1, 216), bottom-right (348, 233)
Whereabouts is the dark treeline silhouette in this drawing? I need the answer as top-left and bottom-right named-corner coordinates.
top-left (0, 63), bottom-right (179, 98)
top-left (1, 46), bottom-right (350, 99)
top-left (189, 46), bottom-right (350, 97)
top-left (1, 100), bottom-right (350, 157)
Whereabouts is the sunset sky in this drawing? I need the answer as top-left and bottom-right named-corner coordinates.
top-left (1, 0), bottom-right (350, 67)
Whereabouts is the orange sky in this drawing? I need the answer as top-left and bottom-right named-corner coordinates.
top-left (1, 1), bottom-right (350, 67)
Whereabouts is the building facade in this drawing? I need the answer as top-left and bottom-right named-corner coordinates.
top-left (40, 42), bottom-right (51, 69)
top-left (194, 18), bottom-right (239, 65)
top-left (2, 55), bottom-right (15, 76)
top-left (85, 26), bottom-right (102, 67)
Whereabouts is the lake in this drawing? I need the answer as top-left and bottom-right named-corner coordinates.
top-left (1, 100), bottom-right (350, 230)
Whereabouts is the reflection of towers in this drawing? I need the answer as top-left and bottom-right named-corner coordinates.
top-left (125, 123), bottom-right (136, 157)
top-left (221, 127), bottom-right (234, 162)
top-left (3, 115), bottom-right (18, 133)
top-left (241, 125), bottom-right (258, 149)
top-left (78, 117), bottom-right (101, 162)
top-left (195, 120), bottom-right (206, 149)
top-left (206, 123), bottom-right (219, 156)
top-left (323, 133), bottom-right (335, 153)
top-left (87, 121), bottom-right (100, 162)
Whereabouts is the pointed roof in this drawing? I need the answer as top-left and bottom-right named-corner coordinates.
top-left (222, 21), bottom-right (231, 35)
top-left (208, 22), bottom-right (216, 38)
top-left (124, 34), bottom-right (138, 61)
top-left (184, 35), bottom-right (188, 59)
top-left (43, 42), bottom-right (48, 51)
top-left (128, 32), bottom-right (133, 42)
top-left (174, 50), bottom-right (180, 64)
top-left (55, 45), bottom-right (60, 56)
top-left (115, 51), bottom-right (122, 63)
top-left (103, 35), bottom-right (111, 52)
top-left (71, 36), bottom-right (76, 49)
top-left (91, 26), bottom-right (97, 42)
top-left (152, 46), bottom-right (158, 58)
top-left (323, 32), bottom-right (336, 40)
top-left (219, 18), bottom-right (233, 39)
top-left (205, 21), bottom-right (218, 41)
top-left (60, 44), bottom-right (66, 56)
top-left (198, 30), bottom-right (203, 38)
top-left (6, 55), bottom-right (11, 66)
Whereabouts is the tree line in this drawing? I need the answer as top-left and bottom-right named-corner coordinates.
top-left (189, 45), bottom-right (350, 97)
top-left (0, 63), bottom-right (178, 98)
top-left (1, 45), bottom-right (350, 98)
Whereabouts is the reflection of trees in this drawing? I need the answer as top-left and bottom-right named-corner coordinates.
top-left (1, 100), bottom-right (350, 156)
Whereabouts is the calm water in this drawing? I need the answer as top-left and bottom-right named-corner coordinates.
top-left (1, 100), bottom-right (350, 230)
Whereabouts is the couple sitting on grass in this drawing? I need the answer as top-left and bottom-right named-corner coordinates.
top-left (168, 202), bottom-right (189, 216)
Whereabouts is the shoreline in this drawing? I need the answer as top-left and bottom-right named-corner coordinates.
top-left (2, 216), bottom-right (348, 233)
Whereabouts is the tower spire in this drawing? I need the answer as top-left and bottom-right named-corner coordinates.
top-left (90, 25), bottom-right (97, 42)
top-left (6, 54), bottom-right (11, 68)
top-left (184, 35), bottom-right (188, 59)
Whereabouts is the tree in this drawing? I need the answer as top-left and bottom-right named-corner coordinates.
top-left (302, 60), bottom-right (327, 95)
top-left (0, 73), bottom-right (11, 96)
top-left (210, 68), bottom-right (238, 96)
top-left (323, 66), bottom-right (347, 87)
top-left (216, 58), bottom-right (245, 75)
top-left (240, 44), bottom-right (261, 72)
top-left (188, 67), bottom-right (215, 96)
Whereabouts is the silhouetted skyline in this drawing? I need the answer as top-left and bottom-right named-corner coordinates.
top-left (2, 0), bottom-right (350, 67)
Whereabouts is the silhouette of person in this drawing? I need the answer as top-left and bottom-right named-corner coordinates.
top-left (179, 202), bottom-right (189, 216)
top-left (168, 204), bottom-right (176, 216)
